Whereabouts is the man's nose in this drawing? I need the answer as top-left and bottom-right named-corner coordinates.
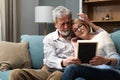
top-left (64, 23), bottom-right (70, 29)
top-left (64, 24), bottom-right (68, 28)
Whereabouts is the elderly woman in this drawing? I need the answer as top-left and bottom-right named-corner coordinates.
top-left (62, 14), bottom-right (120, 80)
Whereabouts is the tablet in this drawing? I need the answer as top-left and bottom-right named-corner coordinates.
top-left (77, 40), bottom-right (98, 63)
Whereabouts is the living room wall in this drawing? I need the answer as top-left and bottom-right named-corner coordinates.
top-left (20, 0), bottom-right (79, 35)
top-left (20, 0), bottom-right (39, 35)
top-left (39, 0), bottom-right (79, 35)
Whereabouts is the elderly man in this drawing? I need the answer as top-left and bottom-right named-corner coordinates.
top-left (9, 6), bottom-right (80, 80)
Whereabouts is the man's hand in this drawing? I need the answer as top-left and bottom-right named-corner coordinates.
top-left (62, 56), bottom-right (81, 67)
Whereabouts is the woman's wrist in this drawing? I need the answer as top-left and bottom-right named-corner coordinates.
top-left (105, 58), bottom-right (118, 66)
top-left (106, 59), bottom-right (112, 65)
top-left (104, 58), bottom-right (111, 65)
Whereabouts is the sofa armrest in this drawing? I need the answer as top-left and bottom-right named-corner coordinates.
top-left (111, 31), bottom-right (120, 54)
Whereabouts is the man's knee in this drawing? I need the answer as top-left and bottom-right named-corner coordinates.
top-left (47, 71), bottom-right (63, 80)
top-left (9, 69), bottom-right (24, 80)
top-left (52, 71), bottom-right (63, 77)
top-left (10, 69), bottom-right (23, 76)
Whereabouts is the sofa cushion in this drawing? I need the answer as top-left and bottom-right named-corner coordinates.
top-left (0, 70), bottom-right (12, 80)
top-left (111, 30), bottom-right (120, 54)
top-left (0, 41), bottom-right (31, 71)
top-left (21, 35), bottom-right (44, 69)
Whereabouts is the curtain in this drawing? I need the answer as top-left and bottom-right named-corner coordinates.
top-left (0, 0), bottom-right (5, 41)
top-left (5, 0), bottom-right (20, 42)
top-left (0, 0), bottom-right (20, 42)
top-left (0, 14), bottom-right (2, 40)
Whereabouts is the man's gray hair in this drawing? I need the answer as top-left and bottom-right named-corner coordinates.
top-left (52, 6), bottom-right (72, 22)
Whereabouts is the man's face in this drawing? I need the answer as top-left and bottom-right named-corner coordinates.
top-left (55, 15), bottom-right (72, 37)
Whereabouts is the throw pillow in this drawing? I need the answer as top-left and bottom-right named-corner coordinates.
top-left (0, 41), bottom-right (31, 71)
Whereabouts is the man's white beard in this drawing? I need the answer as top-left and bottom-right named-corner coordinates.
top-left (59, 30), bottom-right (70, 36)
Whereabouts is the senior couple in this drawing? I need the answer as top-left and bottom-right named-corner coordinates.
top-left (9, 6), bottom-right (120, 80)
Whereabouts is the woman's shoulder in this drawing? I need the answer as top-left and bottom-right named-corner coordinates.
top-left (96, 28), bottom-right (109, 36)
top-left (92, 28), bottom-right (111, 41)
top-left (96, 28), bottom-right (107, 33)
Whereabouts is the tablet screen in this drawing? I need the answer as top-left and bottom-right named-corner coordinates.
top-left (77, 40), bottom-right (98, 63)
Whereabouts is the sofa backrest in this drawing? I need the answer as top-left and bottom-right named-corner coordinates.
top-left (111, 30), bottom-right (120, 54)
top-left (20, 31), bottom-right (120, 69)
top-left (21, 35), bottom-right (44, 69)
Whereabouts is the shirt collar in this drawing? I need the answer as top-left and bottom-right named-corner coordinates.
top-left (52, 29), bottom-right (59, 40)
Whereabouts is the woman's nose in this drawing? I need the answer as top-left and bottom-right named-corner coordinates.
top-left (78, 28), bottom-right (81, 31)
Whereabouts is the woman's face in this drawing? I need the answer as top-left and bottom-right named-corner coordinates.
top-left (72, 22), bottom-right (90, 39)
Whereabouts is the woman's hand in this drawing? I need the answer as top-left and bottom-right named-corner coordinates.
top-left (77, 13), bottom-right (100, 31)
top-left (89, 56), bottom-right (107, 66)
top-left (77, 13), bottom-right (90, 24)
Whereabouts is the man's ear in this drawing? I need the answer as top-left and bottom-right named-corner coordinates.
top-left (54, 23), bottom-right (57, 28)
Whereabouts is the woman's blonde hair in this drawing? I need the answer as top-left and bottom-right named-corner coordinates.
top-left (72, 18), bottom-right (92, 32)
